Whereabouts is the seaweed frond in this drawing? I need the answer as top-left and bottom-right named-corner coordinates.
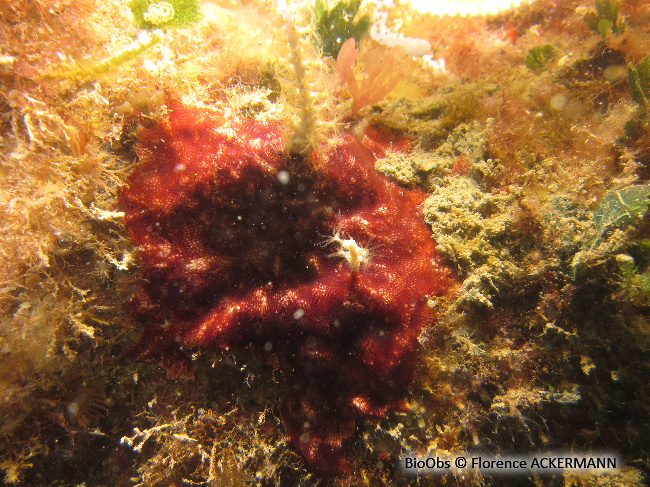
top-left (332, 38), bottom-right (406, 116)
top-left (525, 45), bottom-right (557, 72)
top-left (314, 0), bottom-right (370, 58)
top-left (623, 54), bottom-right (650, 138)
top-left (278, 5), bottom-right (341, 157)
top-left (583, 0), bottom-right (625, 38)
top-left (44, 30), bottom-right (163, 81)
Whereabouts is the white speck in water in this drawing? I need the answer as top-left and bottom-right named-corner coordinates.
top-left (550, 93), bottom-right (568, 110)
top-left (277, 170), bottom-right (290, 185)
top-left (293, 308), bottom-right (305, 320)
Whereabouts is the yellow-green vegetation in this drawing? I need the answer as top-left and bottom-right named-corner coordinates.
top-left (525, 44), bottom-right (557, 72)
top-left (573, 184), bottom-right (650, 274)
top-left (314, 0), bottom-right (370, 58)
top-left (615, 237), bottom-right (650, 309)
top-left (129, 0), bottom-right (200, 30)
top-left (0, 0), bottom-right (284, 482)
top-left (370, 85), bottom-right (489, 147)
top-left (0, 63), bottom-right (141, 484)
top-left (0, 77), bottom-right (137, 358)
top-left (628, 54), bottom-right (650, 110)
top-left (122, 403), bottom-right (300, 486)
top-left (44, 30), bottom-right (163, 81)
top-left (583, 0), bottom-right (626, 38)
top-left (618, 256), bottom-right (650, 304)
top-left (625, 54), bottom-right (650, 138)
top-left (278, 5), bottom-right (344, 155)
top-left (370, 8), bottom-right (650, 481)
top-left (46, 0), bottom-right (201, 81)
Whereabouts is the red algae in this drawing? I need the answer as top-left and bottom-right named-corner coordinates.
top-left (118, 97), bottom-right (453, 473)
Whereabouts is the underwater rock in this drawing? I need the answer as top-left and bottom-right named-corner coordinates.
top-left (118, 98), bottom-right (453, 473)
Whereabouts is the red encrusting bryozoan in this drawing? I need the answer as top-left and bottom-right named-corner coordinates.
top-left (119, 97), bottom-right (453, 474)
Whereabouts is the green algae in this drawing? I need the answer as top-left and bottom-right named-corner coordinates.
top-left (624, 54), bottom-right (650, 136)
top-left (525, 44), bottom-right (557, 72)
top-left (129, 0), bottom-right (200, 30)
top-left (569, 185), bottom-right (650, 279)
top-left (628, 55), bottom-right (650, 109)
top-left (314, 0), bottom-right (370, 58)
top-left (592, 185), bottom-right (650, 242)
top-left (583, 0), bottom-right (625, 38)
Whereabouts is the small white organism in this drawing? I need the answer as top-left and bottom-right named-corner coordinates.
top-left (325, 231), bottom-right (371, 274)
top-left (143, 1), bottom-right (175, 26)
